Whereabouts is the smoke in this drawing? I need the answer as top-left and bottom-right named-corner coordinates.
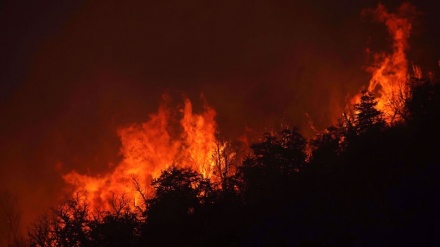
top-left (1, 0), bottom-right (440, 232)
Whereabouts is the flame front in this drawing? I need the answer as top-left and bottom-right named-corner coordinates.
top-left (63, 96), bottom-right (218, 212)
top-left (354, 3), bottom-right (417, 122)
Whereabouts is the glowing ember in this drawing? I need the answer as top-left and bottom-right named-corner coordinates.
top-left (63, 96), bottom-right (218, 212)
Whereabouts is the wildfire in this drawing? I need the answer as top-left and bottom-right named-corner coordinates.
top-left (353, 3), bottom-right (417, 123)
top-left (63, 96), bottom-right (219, 212)
top-left (61, 2), bottom-right (421, 215)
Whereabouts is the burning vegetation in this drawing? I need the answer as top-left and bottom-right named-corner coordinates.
top-left (60, 3), bottom-right (424, 217)
top-left (2, 2), bottom-right (440, 246)
top-left (350, 3), bottom-right (418, 123)
top-left (26, 72), bottom-right (440, 245)
top-left (62, 96), bottom-right (220, 213)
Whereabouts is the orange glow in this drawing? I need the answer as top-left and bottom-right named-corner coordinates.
top-left (63, 96), bottom-right (219, 212)
top-left (353, 3), bottom-right (416, 123)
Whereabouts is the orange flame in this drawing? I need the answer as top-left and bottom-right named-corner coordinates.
top-left (63, 96), bottom-right (218, 212)
top-left (355, 3), bottom-right (417, 122)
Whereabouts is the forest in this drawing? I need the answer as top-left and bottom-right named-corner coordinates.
top-left (10, 76), bottom-right (440, 246)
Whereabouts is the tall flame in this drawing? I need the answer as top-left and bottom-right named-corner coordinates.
top-left (355, 3), bottom-right (417, 122)
top-left (63, 96), bottom-right (218, 212)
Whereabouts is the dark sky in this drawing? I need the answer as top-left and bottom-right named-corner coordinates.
top-left (1, 0), bottom-right (439, 226)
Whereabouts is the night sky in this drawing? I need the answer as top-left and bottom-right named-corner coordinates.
top-left (1, 0), bottom-right (440, 227)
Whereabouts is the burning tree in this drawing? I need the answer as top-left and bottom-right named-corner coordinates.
top-left (212, 138), bottom-right (238, 192)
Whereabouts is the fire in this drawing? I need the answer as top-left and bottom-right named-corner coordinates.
top-left (63, 96), bottom-right (218, 212)
top-left (354, 3), bottom-right (417, 123)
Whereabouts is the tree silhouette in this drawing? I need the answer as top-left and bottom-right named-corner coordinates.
top-left (28, 193), bottom-right (90, 247)
top-left (243, 127), bottom-right (306, 175)
top-left (309, 126), bottom-right (341, 174)
top-left (28, 212), bottom-right (54, 247)
top-left (212, 139), bottom-right (237, 192)
top-left (88, 194), bottom-right (140, 246)
top-left (51, 194), bottom-right (90, 246)
top-left (238, 127), bottom-right (306, 207)
top-left (142, 166), bottom-right (210, 246)
top-left (406, 78), bottom-right (440, 130)
top-left (354, 90), bottom-right (385, 134)
top-left (88, 212), bottom-right (139, 246)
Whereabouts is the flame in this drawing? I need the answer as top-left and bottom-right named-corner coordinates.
top-left (63, 96), bottom-right (218, 212)
top-left (180, 98), bottom-right (218, 178)
top-left (354, 3), bottom-right (417, 122)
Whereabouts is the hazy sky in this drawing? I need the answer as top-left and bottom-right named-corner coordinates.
top-left (1, 0), bottom-right (439, 227)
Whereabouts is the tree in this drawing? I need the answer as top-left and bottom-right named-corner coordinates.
top-left (354, 90), bottom-right (385, 134)
top-left (406, 78), bottom-right (440, 127)
top-left (246, 127), bottom-right (306, 175)
top-left (142, 166), bottom-right (210, 246)
top-left (51, 194), bottom-right (90, 246)
top-left (28, 212), bottom-right (54, 247)
top-left (212, 138), bottom-right (237, 192)
top-left (310, 126), bottom-right (341, 170)
top-left (28, 193), bottom-right (90, 247)
top-left (87, 193), bottom-right (140, 246)
top-left (146, 166), bottom-right (204, 223)
top-left (88, 212), bottom-right (139, 246)
top-left (238, 127), bottom-right (306, 205)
